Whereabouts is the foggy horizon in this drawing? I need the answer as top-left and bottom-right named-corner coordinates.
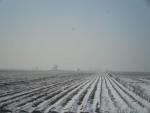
top-left (0, 0), bottom-right (150, 72)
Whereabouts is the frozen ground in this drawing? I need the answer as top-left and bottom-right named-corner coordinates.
top-left (0, 70), bottom-right (150, 113)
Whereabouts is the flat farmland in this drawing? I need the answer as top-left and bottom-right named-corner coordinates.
top-left (0, 70), bottom-right (150, 113)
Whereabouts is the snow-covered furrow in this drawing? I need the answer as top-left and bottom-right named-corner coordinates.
top-left (0, 77), bottom-right (66, 98)
top-left (16, 78), bottom-right (79, 107)
top-left (30, 78), bottom-right (90, 113)
top-left (104, 77), bottom-right (119, 112)
top-left (100, 76), bottom-right (116, 113)
top-left (5, 79), bottom-right (78, 112)
top-left (14, 79), bottom-right (87, 113)
top-left (107, 75), bottom-right (150, 113)
top-left (89, 76), bottom-right (100, 104)
top-left (61, 75), bottom-right (95, 113)
top-left (92, 75), bottom-right (101, 113)
top-left (1, 86), bottom-right (50, 106)
top-left (0, 78), bottom-right (75, 102)
top-left (61, 75), bottom-right (97, 113)
top-left (138, 78), bottom-right (150, 83)
top-left (77, 75), bottom-right (99, 113)
top-left (99, 74), bottom-right (103, 112)
top-left (15, 90), bottom-right (62, 113)
top-left (0, 79), bottom-right (76, 105)
top-left (135, 78), bottom-right (150, 84)
top-left (0, 78), bottom-right (81, 113)
top-left (2, 72), bottom-right (150, 113)
top-left (104, 76), bottom-right (133, 113)
top-left (43, 78), bottom-right (92, 113)
top-left (114, 76), bottom-right (150, 104)
top-left (80, 75), bottom-right (100, 113)
top-left (108, 78), bottom-right (146, 113)
top-left (0, 90), bottom-right (21, 98)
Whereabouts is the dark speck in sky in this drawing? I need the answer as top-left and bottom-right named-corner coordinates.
top-left (72, 27), bottom-right (76, 31)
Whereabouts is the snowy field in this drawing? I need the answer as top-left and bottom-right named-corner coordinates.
top-left (0, 70), bottom-right (150, 113)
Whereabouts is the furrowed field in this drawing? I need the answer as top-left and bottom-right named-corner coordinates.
top-left (0, 70), bottom-right (150, 113)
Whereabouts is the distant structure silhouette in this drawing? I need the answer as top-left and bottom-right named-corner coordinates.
top-left (52, 65), bottom-right (58, 71)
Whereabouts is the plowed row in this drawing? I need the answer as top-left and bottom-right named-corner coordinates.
top-left (0, 72), bottom-right (150, 113)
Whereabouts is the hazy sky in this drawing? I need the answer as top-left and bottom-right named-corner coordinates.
top-left (0, 0), bottom-right (150, 71)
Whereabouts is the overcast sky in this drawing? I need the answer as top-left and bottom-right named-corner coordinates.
top-left (0, 0), bottom-right (150, 71)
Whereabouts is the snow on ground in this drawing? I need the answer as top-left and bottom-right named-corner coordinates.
top-left (0, 70), bottom-right (150, 113)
